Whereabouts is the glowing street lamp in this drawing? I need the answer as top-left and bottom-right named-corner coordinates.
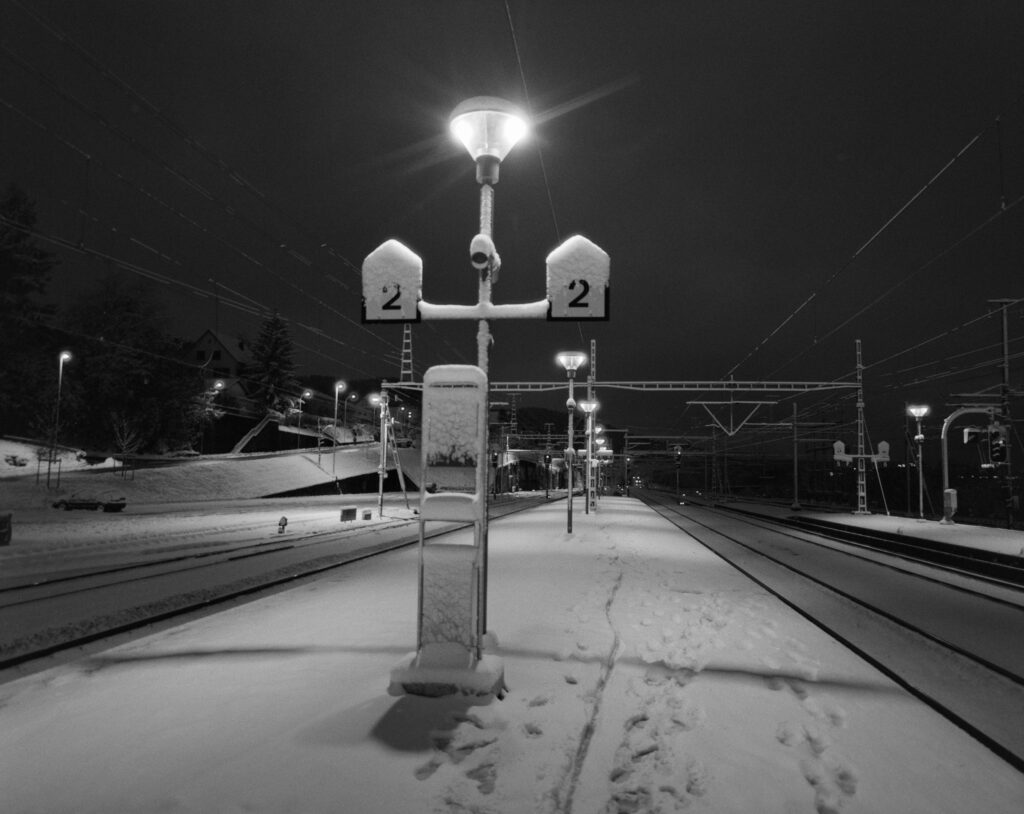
top-left (449, 96), bottom-right (529, 184)
top-left (557, 351), bottom-right (588, 532)
top-left (332, 380), bottom-right (347, 473)
top-left (48, 350), bottom-right (72, 487)
top-left (908, 404), bottom-right (930, 520)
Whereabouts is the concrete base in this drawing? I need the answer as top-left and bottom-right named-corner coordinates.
top-left (388, 642), bottom-right (506, 699)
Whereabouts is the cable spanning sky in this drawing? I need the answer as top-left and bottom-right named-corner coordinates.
top-left (2, 0), bottom-right (1023, 443)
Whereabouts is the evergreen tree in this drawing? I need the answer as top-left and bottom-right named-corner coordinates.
top-left (61, 273), bottom-right (203, 452)
top-left (245, 312), bottom-right (300, 413)
top-left (0, 184), bottom-right (58, 437)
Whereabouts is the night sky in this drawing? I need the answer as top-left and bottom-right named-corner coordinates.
top-left (3, 0), bottom-right (1023, 449)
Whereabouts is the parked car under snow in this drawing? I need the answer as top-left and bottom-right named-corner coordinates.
top-left (52, 494), bottom-right (127, 512)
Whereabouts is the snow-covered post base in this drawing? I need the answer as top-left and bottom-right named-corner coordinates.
top-left (389, 640), bottom-right (505, 698)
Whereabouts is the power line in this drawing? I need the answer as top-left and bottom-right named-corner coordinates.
top-left (724, 126), bottom-right (991, 380)
top-left (770, 192), bottom-right (1024, 375)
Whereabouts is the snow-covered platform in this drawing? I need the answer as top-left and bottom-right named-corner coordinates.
top-left (1, 497), bottom-right (1021, 813)
top-left (704, 496), bottom-right (1024, 558)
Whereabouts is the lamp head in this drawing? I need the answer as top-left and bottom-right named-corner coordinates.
top-left (59, 351), bottom-right (72, 363)
top-left (450, 96), bottom-right (528, 184)
top-left (907, 405), bottom-right (930, 419)
top-left (556, 351), bottom-right (588, 373)
top-left (578, 399), bottom-right (599, 415)
top-left (335, 380), bottom-right (347, 393)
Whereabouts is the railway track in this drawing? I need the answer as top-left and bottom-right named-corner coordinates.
top-left (0, 495), bottom-right (547, 673)
top-left (720, 503), bottom-right (1024, 586)
top-left (636, 489), bottom-right (1024, 773)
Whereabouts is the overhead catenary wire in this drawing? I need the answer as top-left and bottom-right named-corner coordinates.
top-left (0, 87), bottom-right (400, 357)
top-left (769, 192), bottom-right (1024, 376)
top-left (5, 0), bottom-right (474, 374)
top-left (724, 127), bottom-right (989, 380)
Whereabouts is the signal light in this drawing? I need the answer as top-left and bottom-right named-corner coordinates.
top-left (990, 425), bottom-right (1008, 463)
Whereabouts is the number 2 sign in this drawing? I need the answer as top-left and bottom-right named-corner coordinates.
top-left (361, 239), bottom-right (423, 323)
top-left (546, 234), bottom-right (610, 321)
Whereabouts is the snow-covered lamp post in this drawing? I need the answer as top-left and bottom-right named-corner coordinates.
top-left (557, 351), bottom-right (588, 532)
top-left (364, 97), bottom-right (609, 698)
top-left (908, 404), bottom-right (929, 520)
top-left (47, 350), bottom-right (72, 487)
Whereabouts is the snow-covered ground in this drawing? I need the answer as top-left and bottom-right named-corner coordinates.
top-left (1, 498), bottom-right (1021, 813)
top-left (0, 437), bottom-right (386, 512)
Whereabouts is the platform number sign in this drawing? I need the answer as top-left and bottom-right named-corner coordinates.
top-left (546, 234), bottom-right (610, 321)
top-left (361, 239), bottom-right (423, 323)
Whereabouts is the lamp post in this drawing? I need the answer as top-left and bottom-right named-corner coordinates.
top-left (297, 389), bottom-right (312, 449)
top-left (48, 350), bottom-right (72, 487)
top-left (332, 380), bottom-right (347, 473)
top-left (344, 391), bottom-right (357, 430)
top-left (364, 98), bottom-right (608, 697)
top-left (557, 351), bottom-right (587, 531)
top-left (579, 399), bottom-right (599, 514)
top-left (595, 434), bottom-right (607, 500)
top-left (371, 393), bottom-right (389, 515)
top-left (908, 404), bottom-right (929, 520)
top-left (208, 379), bottom-right (224, 454)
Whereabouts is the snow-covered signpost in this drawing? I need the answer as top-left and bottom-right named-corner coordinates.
top-left (363, 97), bottom-right (609, 697)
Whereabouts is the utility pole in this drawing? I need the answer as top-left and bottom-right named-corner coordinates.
top-left (989, 299), bottom-right (1017, 526)
top-left (855, 340), bottom-right (869, 514)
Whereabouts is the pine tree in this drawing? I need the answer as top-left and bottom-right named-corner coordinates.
top-left (0, 184), bottom-right (58, 436)
top-left (61, 273), bottom-right (201, 452)
top-left (246, 312), bottom-right (300, 413)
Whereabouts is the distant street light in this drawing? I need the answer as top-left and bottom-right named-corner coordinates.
top-left (908, 404), bottom-right (930, 520)
top-left (578, 399), bottom-right (599, 514)
top-left (557, 351), bottom-right (588, 532)
top-left (333, 380), bottom-right (347, 474)
top-left (297, 389), bottom-right (312, 449)
top-left (48, 350), bottom-right (72, 487)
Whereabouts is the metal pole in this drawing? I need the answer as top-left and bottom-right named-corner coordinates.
top-left (941, 406), bottom-right (995, 524)
top-left (791, 402), bottom-right (801, 510)
top-left (916, 417), bottom-right (925, 520)
top-left (567, 372), bottom-right (575, 533)
top-left (48, 354), bottom-right (68, 488)
top-left (624, 429), bottom-right (630, 496)
top-left (333, 389), bottom-right (339, 474)
top-left (584, 410), bottom-right (592, 514)
top-left (377, 394), bottom-right (388, 516)
top-left (476, 181), bottom-right (494, 647)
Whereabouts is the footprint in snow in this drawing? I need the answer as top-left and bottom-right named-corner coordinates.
top-left (465, 762), bottom-right (497, 794)
top-left (670, 700), bottom-right (706, 732)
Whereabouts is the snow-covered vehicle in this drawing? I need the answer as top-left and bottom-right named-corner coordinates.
top-left (52, 493), bottom-right (127, 512)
